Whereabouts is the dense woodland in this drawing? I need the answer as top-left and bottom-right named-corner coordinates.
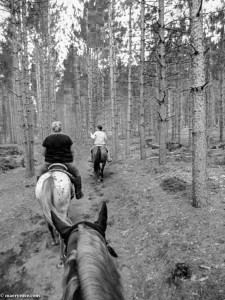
top-left (0, 0), bottom-right (224, 207)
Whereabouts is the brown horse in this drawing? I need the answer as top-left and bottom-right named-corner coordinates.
top-left (51, 202), bottom-right (125, 300)
top-left (92, 146), bottom-right (107, 181)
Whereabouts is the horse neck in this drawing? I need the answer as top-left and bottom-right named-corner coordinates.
top-left (62, 250), bottom-right (80, 300)
top-left (77, 225), bottom-right (124, 300)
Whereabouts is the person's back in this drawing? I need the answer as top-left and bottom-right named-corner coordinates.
top-left (43, 133), bottom-right (73, 163)
top-left (38, 121), bottom-right (84, 199)
top-left (91, 130), bottom-right (107, 146)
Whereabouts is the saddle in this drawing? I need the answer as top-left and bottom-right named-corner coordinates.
top-left (48, 163), bottom-right (75, 183)
top-left (91, 145), bottom-right (108, 152)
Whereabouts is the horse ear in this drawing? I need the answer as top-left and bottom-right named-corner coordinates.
top-left (51, 210), bottom-right (72, 239)
top-left (95, 201), bottom-right (107, 233)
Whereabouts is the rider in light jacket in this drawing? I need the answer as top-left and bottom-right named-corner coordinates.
top-left (88, 125), bottom-right (112, 163)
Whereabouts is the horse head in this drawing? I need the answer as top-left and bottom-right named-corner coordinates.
top-left (51, 201), bottom-right (123, 300)
top-left (51, 201), bottom-right (109, 256)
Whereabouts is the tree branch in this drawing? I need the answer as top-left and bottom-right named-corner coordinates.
top-left (196, 0), bottom-right (203, 17)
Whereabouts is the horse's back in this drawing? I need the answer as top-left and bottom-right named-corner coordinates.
top-left (93, 146), bottom-right (107, 162)
top-left (35, 171), bottom-right (72, 200)
top-left (35, 171), bottom-right (73, 222)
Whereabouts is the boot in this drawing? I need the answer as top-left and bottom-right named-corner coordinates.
top-left (88, 152), bottom-right (93, 162)
top-left (107, 151), bottom-right (113, 163)
top-left (73, 176), bottom-right (84, 199)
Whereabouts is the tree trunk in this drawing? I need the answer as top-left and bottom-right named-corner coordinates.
top-left (139, 0), bottom-right (146, 160)
top-left (21, 0), bottom-right (35, 177)
top-left (188, 93), bottom-right (192, 150)
top-left (178, 92), bottom-right (182, 145)
top-left (219, 69), bottom-right (224, 143)
top-left (219, 25), bottom-right (225, 143)
top-left (126, 2), bottom-right (132, 156)
top-left (158, 0), bottom-right (167, 164)
top-left (34, 40), bottom-right (44, 141)
top-left (74, 49), bottom-right (82, 140)
top-left (190, 0), bottom-right (207, 207)
top-left (11, 5), bottom-right (23, 145)
top-left (208, 49), bottom-right (216, 131)
top-left (101, 72), bottom-right (106, 129)
top-left (50, 50), bottom-right (57, 123)
top-left (109, 0), bottom-right (117, 160)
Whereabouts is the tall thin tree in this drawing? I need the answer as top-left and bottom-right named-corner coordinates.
top-left (109, 0), bottom-right (118, 160)
top-left (126, 1), bottom-right (132, 156)
top-left (190, 0), bottom-right (207, 207)
top-left (158, 0), bottom-right (167, 165)
top-left (139, 0), bottom-right (146, 159)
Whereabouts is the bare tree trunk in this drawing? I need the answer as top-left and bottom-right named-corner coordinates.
top-left (190, 0), bottom-right (207, 207)
top-left (178, 93), bottom-right (182, 145)
top-left (208, 49), bottom-right (216, 130)
top-left (8, 92), bottom-right (16, 143)
top-left (206, 49), bottom-right (215, 146)
top-left (21, 0), bottom-right (35, 177)
top-left (74, 48), bottom-right (82, 140)
top-left (34, 40), bottom-right (44, 141)
top-left (219, 69), bottom-right (224, 143)
top-left (109, 0), bottom-right (118, 160)
top-left (50, 50), bottom-right (57, 123)
top-left (158, 0), bottom-right (167, 164)
top-left (85, 3), bottom-right (93, 134)
top-left (171, 92), bottom-right (176, 141)
top-left (0, 85), bottom-right (7, 143)
top-left (126, 2), bottom-right (132, 156)
top-left (188, 93), bottom-right (192, 150)
top-left (11, 4), bottom-right (23, 145)
top-left (219, 25), bottom-right (225, 143)
top-left (139, 0), bottom-right (146, 160)
top-left (101, 72), bottom-right (105, 128)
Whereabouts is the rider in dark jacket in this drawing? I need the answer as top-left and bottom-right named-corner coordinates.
top-left (38, 121), bottom-right (84, 199)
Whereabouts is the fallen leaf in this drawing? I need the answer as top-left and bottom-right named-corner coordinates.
top-left (199, 276), bottom-right (209, 282)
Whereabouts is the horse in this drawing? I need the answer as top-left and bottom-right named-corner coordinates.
top-left (35, 164), bottom-right (74, 266)
top-left (51, 201), bottom-right (125, 300)
top-left (92, 146), bottom-right (107, 181)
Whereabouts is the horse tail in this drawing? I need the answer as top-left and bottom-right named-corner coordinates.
top-left (39, 175), bottom-right (72, 228)
top-left (39, 175), bottom-right (55, 227)
top-left (77, 224), bottom-right (125, 300)
top-left (94, 146), bottom-right (101, 173)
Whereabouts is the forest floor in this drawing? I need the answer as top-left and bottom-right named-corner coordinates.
top-left (1, 129), bottom-right (225, 300)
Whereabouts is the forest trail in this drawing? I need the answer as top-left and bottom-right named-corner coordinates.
top-left (1, 140), bottom-right (225, 300)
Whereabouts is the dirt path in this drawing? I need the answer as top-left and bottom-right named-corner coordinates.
top-left (0, 144), bottom-right (133, 299)
top-left (1, 142), bottom-right (225, 300)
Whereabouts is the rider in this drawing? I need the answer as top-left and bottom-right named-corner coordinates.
top-left (37, 121), bottom-right (84, 199)
top-left (88, 125), bottom-right (113, 163)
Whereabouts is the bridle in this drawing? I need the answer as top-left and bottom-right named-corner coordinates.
top-left (63, 221), bottom-right (106, 258)
top-left (63, 221), bottom-right (118, 259)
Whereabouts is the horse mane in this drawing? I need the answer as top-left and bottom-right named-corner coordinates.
top-left (76, 224), bottom-right (124, 300)
top-left (62, 250), bottom-right (80, 300)
top-left (40, 175), bottom-right (72, 227)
